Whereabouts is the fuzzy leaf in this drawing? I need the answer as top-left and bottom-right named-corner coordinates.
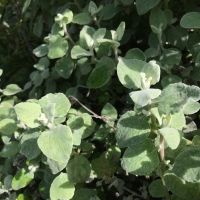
top-left (117, 57), bottom-right (146, 89)
top-left (159, 128), bottom-right (182, 149)
top-left (116, 111), bottom-right (150, 148)
top-left (172, 146), bottom-right (200, 183)
top-left (47, 158), bottom-right (67, 175)
top-left (21, 129), bottom-right (41, 160)
top-left (3, 84), bottom-right (22, 96)
top-left (121, 139), bottom-right (160, 175)
top-left (73, 13), bottom-right (91, 25)
top-left (180, 12), bottom-right (200, 29)
top-left (183, 101), bottom-right (200, 115)
top-left (15, 102), bottom-right (42, 128)
top-left (156, 83), bottom-right (200, 115)
top-left (50, 173), bottom-right (75, 200)
top-left (136, 0), bottom-right (161, 15)
top-left (71, 45), bottom-right (93, 59)
top-left (116, 21), bottom-right (125, 41)
top-left (12, 169), bottom-right (34, 190)
top-left (37, 125), bottom-right (73, 163)
top-left (0, 118), bottom-right (17, 135)
top-left (39, 93), bottom-right (71, 118)
top-left (33, 44), bottom-right (48, 57)
top-left (48, 35), bottom-right (68, 59)
top-left (67, 156), bottom-right (91, 183)
top-left (150, 7), bottom-right (167, 32)
top-left (55, 56), bottom-right (74, 79)
top-left (149, 179), bottom-right (165, 198)
top-left (125, 48), bottom-right (146, 60)
top-left (164, 172), bottom-right (200, 200)
top-left (87, 57), bottom-right (115, 88)
top-left (130, 89), bottom-right (161, 107)
top-left (71, 189), bottom-right (97, 200)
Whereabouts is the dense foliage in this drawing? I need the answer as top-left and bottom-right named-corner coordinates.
top-left (1, 0), bottom-right (200, 199)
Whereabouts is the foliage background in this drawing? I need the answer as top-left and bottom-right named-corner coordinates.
top-left (1, 0), bottom-right (200, 199)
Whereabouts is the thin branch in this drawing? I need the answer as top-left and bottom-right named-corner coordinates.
top-left (121, 186), bottom-right (145, 199)
top-left (69, 96), bottom-right (117, 131)
top-left (63, 22), bottom-right (75, 45)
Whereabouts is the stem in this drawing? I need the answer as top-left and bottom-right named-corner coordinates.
top-left (63, 22), bottom-right (75, 45)
top-left (113, 45), bottom-right (119, 63)
top-left (93, 16), bottom-right (101, 28)
top-left (160, 135), bottom-right (171, 200)
top-left (158, 35), bottom-right (164, 52)
top-left (89, 47), bottom-right (96, 64)
top-left (121, 186), bottom-right (144, 199)
top-left (69, 96), bottom-right (117, 131)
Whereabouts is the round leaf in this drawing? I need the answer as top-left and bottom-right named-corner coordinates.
top-left (21, 129), bottom-right (41, 160)
top-left (67, 156), bottom-right (91, 183)
top-left (55, 56), bottom-right (74, 79)
top-left (125, 48), bottom-right (146, 61)
top-left (87, 57), bottom-right (115, 88)
top-left (39, 93), bottom-right (71, 118)
top-left (117, 57), bottom-right (146, 89)
top-left (71, 188), bottom-right (97, 200)
top-left (3, 84), bottom-right (22, 96)
top-left (12, 168), bottom-right (34, 190)
top-left (136, 0), bottom-right (161, 15)
top-left (159, 128), bottom-right (182, 149)
top-left (121, 139), bottom-right (160, 175)
top-left (37, 125), bottom-right (73, 163)
top-left (164, 172), bottom-right (200, 200)
top-left (149, 179), bottom-right (165, 197)
top-left (180, 12), bottom-right (200, 29)
top-left (48, 35), bottom-right (68, 59)
top-left (116, 111), bottom-right (150, 148)
top-left (50, 173), bottom-right (75, 200)
top-left (172, 146), bottom-right (200, 183)
top-left (15, 102), bottom-right (42, 128)
top-left (150, 7), bottom-right (167, 32)
top-left (33, 44), bottom-right (48, 57)
top-left (157, 83), bottom-right (200, 115)
top-left (73, 13), bottom-right (92, 25)
top-left (0, 118), bottom-right (17, 135)
top-left (130, 89), bottom-right (161, 107)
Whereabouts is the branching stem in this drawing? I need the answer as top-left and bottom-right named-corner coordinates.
top-left (69, 96), bottom-right (117, 131)
top-left (63, 22), bottom-right (75, 45)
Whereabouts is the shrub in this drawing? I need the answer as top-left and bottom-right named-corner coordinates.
top-left (0, 0), bottom-right (200, 199)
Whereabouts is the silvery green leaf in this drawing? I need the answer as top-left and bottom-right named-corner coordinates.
top-left (180, 12), bottom-right (200, 29)
top-left (71, 45), bottom-right (93, 59)
top-left (136, 0), bottom-right (161, 15)
top-left (37, 125), bottom-right (73, 163)
top-left (130, 89), bottom-right (161, 107)
top-left (156, 83), bottom-right (200, 115)
top-left (50, 173), bottom-right (75, 200)
top-left (3, 84), bottom-right (22, 96)
top-left (121, 139), bottom-right (159, 175)
top-left (117, 57), bottom-right (145, 89)
top-left (73, 13), bottom-right (92, 25)
top-left (116, 111), bottom-right (150, 148)
top-left (48, 35), bottom-right (68, 59)
top-left (159, 127), bottom-right (182, 149)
